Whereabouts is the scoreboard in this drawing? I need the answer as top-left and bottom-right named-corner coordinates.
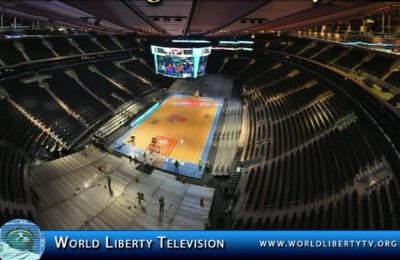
top-left (151, 45), bottom-right (211, 78)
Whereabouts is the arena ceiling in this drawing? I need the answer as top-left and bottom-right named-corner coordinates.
top-left (0, 0), bottom-right (398, 36)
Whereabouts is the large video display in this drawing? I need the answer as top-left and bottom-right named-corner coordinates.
top-left (151, 46), bottom-right (211, 78)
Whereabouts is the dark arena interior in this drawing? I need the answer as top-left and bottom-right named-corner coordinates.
top-left (1, 0), bottom-right (400, 230)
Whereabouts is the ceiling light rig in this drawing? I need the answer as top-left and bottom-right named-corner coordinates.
top-left (240, 18), bottom-right (268, 24)
top-left (148, 16), bottom-right (186, 22)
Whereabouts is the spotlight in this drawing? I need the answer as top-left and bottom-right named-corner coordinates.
top-left (240, 19), bottom-right (247, 24)
top-left (175, 17), bottom-right (182, 22)
top-left (152, 17), bottom-right (160, 21)
top-left (147, 0), bottom-right (161, 4)
top-left (163, 17), bottom-right (170, 22)
top-left (258, 19), bottom-right (263, 24)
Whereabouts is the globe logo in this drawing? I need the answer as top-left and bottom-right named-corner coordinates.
top-left (0, 219), bottom-right (45, 260)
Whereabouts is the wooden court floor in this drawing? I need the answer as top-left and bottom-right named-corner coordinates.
top-left (123, 95), bottom-right (221, 164)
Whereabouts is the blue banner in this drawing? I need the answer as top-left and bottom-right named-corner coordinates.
top-left (37, 231), bottom-right (400, 258)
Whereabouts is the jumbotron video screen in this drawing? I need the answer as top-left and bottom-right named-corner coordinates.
top-left (151, 45), bottom-right (211, 78)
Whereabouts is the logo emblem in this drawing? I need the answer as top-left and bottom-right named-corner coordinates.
top-left (167, 113), bottom-right (187, 124)
top-left (0, 219), bottom-right (45, 260)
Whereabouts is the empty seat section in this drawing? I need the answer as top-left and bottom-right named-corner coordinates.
top-left (70, 35), bottom-right (104, 53)
top-left (221, 58), bottom-right (251, 76)
top-left (72, 64), bottom-right (132, 107)
top-left (115, 35), bottom-right (141, 49)
top-left (20, 38), bottom-right (54, 60)
top-left (46, 70), bottom-right (110, 125)
top-left (122, 59), bottom-right (171, 88)
top-left (334, 49), bottom-right (367, 69)
top-left (0, 40), bottom-right (27, 65)
top-left (359, 55), bottom-right (395, 79)
top-left (96, 34), bottom-right (121, 51)
top-left (92, 60), bottom-right (154, 96)
top-left (46, 36), bottom-right (81, 56)
top-left (313, 45), bottom-right (346, 64)
top-left (2, 77), bottom-right (83, 143)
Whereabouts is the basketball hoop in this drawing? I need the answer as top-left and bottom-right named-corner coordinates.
top-left (149, 143), bottom-right (160, 153)
top-left (150, 137), bottom-right (160, 153)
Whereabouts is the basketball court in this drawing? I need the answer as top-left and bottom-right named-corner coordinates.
top-left (111, 94), bottom-right (223, 178)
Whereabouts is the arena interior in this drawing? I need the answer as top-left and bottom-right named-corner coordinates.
top-left (1, 0), bottom-right (400, 230)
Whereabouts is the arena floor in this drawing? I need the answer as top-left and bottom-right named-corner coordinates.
top-left (111, 94), bottom-right (223, 178)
